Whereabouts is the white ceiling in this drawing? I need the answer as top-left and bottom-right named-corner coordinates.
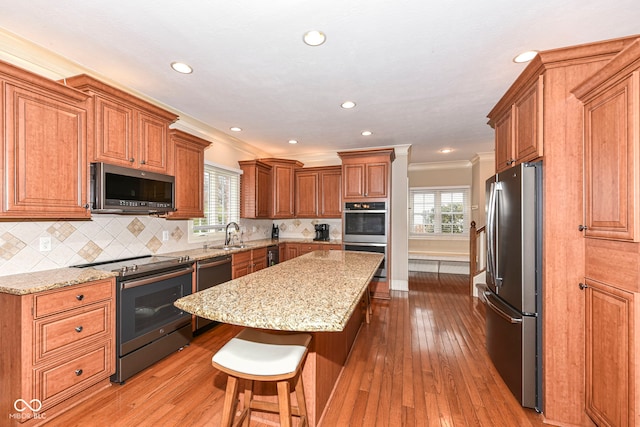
top-left (1, 1), bottom-right (639, 164)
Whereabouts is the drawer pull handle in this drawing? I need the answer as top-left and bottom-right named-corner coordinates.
top-left (76, 294), bottom-right (84, 301)
top-left (75, 369), bottom-right (83, 376)
top-left (75, 326), bottom-right (83, 333)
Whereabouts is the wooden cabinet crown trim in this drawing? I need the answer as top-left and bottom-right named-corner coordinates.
top-left (488, 35), bottom-right (639, 122)
top-left (63, 74), bottom-right (178, 122)
top-left (573, 37), bottom-right (640, 100)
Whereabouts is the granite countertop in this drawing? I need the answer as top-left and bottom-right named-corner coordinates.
top-left (0, 268), bottom-right (118, 296)
top-left (0, 238), bottom-right (342, 296)
top-left (174, 250), bottom-right (382, 332)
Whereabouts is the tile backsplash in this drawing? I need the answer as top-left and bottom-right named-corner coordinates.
top-left (0, 216), bottom-right (342, 277)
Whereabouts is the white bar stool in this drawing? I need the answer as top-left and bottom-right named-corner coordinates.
top-left (212, 328), bottom-right (312, 427)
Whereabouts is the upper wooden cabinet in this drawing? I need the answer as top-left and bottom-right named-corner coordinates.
top-left (239, 160), bottom-right (272, 219)
top-left (167, 129), bottom-right (211, 220)
top-left (0, 60), bottom-right (92, 219)
top-left (337, 148), bottom-right (395, 201)
top-left (295, 166), bottom-right (342, 218)
top-left (64, 74), bottom-right (178, 173)
top-left (574, 40), bottom-right (640, 242)
top-left (489, 75), bottom-right (544, 173)
top-left (262, 158), bottom-right (303, 218)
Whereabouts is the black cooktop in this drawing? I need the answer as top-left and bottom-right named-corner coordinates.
top-left (73, 255), bottom-right (192, 277)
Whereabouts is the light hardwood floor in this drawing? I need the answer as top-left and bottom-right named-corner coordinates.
top-left (45, 272), bottom-right (549, 426)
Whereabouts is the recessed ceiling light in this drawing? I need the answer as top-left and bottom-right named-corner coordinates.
top-left (288, 139), bottom-right (298, 144)
top-left (341, 101), bottom-right (356, 109)
top-left (439, 148), bottom-right (453, 154)
top-left (230, 127), bottom-right (242, 132)
top-left (513, 50), bottom-right (539, 63)
top-left (303, 30), bottom-right (326, 46)
top-left (361, 130), bottom-right (373, 136)
top-left (170, 61), bottom-right (193, 74)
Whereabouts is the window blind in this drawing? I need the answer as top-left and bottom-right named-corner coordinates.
top-left (192, 163), bottom-right (240, 232)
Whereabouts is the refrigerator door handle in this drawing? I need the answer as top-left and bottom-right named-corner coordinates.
top-left (483, 291), bottom-right (523, 324)
top-left (487, 181), bottom-right (501, 287)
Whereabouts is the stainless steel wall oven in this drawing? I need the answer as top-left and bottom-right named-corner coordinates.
top-left (343, 201), bottom-right (387, 243)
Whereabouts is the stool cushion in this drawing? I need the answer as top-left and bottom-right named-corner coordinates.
top-left (213, 329), bottom-right (312, 377)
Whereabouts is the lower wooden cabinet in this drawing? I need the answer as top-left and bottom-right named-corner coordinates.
top-left (232, 248), bottom-right (268, 278)
top-left (280, 242), bottom-right (341, 262)
top-left (0, 278), bottom-right (115, 425)
top-left (584, 278), bottom-right (639, 427)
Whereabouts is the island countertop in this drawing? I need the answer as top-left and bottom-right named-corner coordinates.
top-left (174, 250), bottom-right (383, 332)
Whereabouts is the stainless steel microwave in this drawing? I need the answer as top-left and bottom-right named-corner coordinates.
top-left (90, 162), bottom-right (175, 214)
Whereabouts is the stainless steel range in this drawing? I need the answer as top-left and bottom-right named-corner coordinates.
top-left (74, 254), bottom-right (194, 384)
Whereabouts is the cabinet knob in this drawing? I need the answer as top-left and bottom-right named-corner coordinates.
top-left (75, 326), bottom-right (83, 333)
top-left (140, 160), bottom-right (146, 165)
top-left (129, 158), bottom-right (135, 163)
top-left (83, 203), bottom-right (90, 209)
top-left (76, 294), bottom-right (84, 301)
top-left (579, 283), bottom-right (588, 290)
top-left (75, 369), bottom-right (83, 376)
top-left (578, 225), bottom-right (588, 231)
top-left (506, 159), bottom-right (515, 166)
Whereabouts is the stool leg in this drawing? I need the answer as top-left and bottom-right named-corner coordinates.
top-left (294, 373), bottom-right (308, 426)
top-left (242, 380), bottom-right (253, 427)
top-left (276, 380), bottom-right (292, 427)
top-left (220, 375), bottom-right (239, 427)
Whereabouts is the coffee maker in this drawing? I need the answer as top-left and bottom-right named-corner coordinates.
top-left (314, 224), bottom-right (330, 241)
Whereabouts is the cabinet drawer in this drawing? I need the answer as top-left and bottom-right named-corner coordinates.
top-left (35, 341), bottom-right (113, 409)
top-left (232, 250), bottom-right (252, 265)
top-left (34, 279), bottom-right (113, 318)
top-left (35, 302), bottom-right (111, 363)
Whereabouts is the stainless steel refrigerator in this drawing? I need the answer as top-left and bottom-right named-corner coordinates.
top-left (483, 161), bottom-right (542, 411)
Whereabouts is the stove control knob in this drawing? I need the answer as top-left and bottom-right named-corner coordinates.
top-left (121, 266), bottom-right (128, 273)
top-left (131, 264), bottom-right (138, 271)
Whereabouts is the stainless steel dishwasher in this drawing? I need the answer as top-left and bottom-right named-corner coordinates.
top-left (195, 255), bottom-right (232, 333)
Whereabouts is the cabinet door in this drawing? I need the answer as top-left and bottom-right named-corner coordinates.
top-left (138, 111), bottom-right (170, 173)
top-left (286, 244), bottom-right (299, 260)
top-left (583, 75), bottom-right (637, 241)
top-left (319, 168), bottom-right (342, 217)
top-left (585, 279), bottom-right (635, 427)
top-left (365, 163), bottom-right (388, 198)
top-left (343, 163), bottom-right (365, 199)
top-left (257, 166), bottom-right (271, 217)
top-left (514, 76), bottom-right (543, 164)
top-left (272, 163), bottom-right (296, 218)
top-left (494, 108), bottom-right (514, 173)
top-left (295, 170), bottom-right (319, 217)
top-left (93, 95), bottom-right (136, 167)
top-left (169, 136), bottom-right (206, 219)
top-left (239, 161), bottom-right (271, 219)
top-left (2, 83), bottom-right (90, 218)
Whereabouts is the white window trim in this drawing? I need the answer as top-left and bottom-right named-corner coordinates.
top-left (187, 161), bottom-right (242, 244)
top-left (409, 185), bottom-right (471, 240)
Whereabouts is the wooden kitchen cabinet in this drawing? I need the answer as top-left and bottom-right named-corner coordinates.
top-left (262, 158), bottom-right (303, 218)
top-left (490, 75), bottom-right (543, 173)
top-left (238, 160), bottom-right (272, 219)
top-left (584, 278), bottom-right (639, 427)
top-left (574, 42), bottom-right (640, 242)
top-left (488, 36), bottom-right (640, 426)
top-left (167, 129), bottom-right (211, 219)
top-left (295, 166), bottom-right (342, 218)
top-left (64, 74), bottom-right (178, 174)
top-left (338, 149), bottom-right (394, 201)
top-left (0, 278), bottom-right (115, 425)
top-left (232, 247), bottom-right (268, 278)
top-left (0, 60), bottom-right (92, 219)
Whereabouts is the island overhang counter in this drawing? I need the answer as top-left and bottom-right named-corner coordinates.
top-left (174, 250), bottom-right (383, 427)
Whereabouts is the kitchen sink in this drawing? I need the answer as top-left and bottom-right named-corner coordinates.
top-left (208, 244), bottom-right (251, 251)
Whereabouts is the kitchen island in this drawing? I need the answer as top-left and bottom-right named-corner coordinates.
top-left (174, 250), bottom-right (383, 427)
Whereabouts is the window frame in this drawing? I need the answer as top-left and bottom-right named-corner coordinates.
top-left (187, 161), bottom-right (242, 244)
top-left (409, 185), bottom-right (471, 240)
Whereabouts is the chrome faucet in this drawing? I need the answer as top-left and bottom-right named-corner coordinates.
top-left (224, 222), bottom-right (240, 246)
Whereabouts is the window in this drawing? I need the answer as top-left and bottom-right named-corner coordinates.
top-left (410, 186), bottom-right (470, 238)
top-left (190, 162), bottom-right (241, 240)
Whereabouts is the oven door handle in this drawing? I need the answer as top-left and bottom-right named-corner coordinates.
top-left (344, 209), bottom-right (387, 214)
top-left (121, 266), bottom-right (194, 289)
